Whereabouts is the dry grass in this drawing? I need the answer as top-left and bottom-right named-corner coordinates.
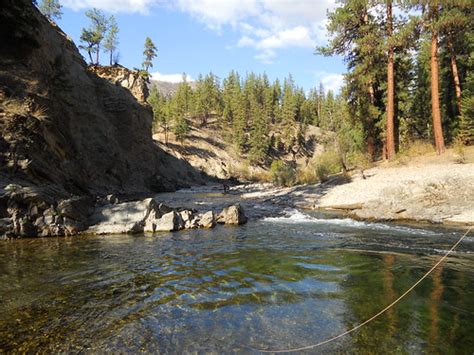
top-left (396, 140), bottom-right (435, 165)
top-left (453, 137), bottom-right (467, 164)
top-left (229, 162), bottom-right (271, 182)
top-left (30, 105), bottom-right (49, 121)
top-left (2, 99), bottom-right (29, 117)
top-left (1, 99), bottom-right (49, 122)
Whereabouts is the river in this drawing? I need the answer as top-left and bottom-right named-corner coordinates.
top-left (1, 207), bottom-right (473, 353)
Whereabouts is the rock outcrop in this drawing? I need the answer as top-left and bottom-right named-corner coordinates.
top-left (89, 65), bottom-right (149, 103)
top-left (82, 200), bottom-right (248, 235)
top-left (0, 1), bottom-right (207, 237)
top-left (0, 0), bottom-right (203, 197)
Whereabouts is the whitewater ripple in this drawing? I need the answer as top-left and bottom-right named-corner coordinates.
top-left (262, 209), bottom-right (439, 236)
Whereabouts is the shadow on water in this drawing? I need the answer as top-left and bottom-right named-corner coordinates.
top-left (0, 218), bottom-right (473, 353)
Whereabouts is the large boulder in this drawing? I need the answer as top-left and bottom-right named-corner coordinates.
top-left (57, 196), bottom-right (94, 222)
top-left (87, 198), bottom-right (157, 234)
top-left (198, 211), bottom-right (216, 229)
top-left (153, 211), bottom-right (184, 232)
top-left (217, 204), bottom-right (248, 225)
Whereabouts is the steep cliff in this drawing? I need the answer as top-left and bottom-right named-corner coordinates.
top-left (0, 0), bottom-right (203, 196)
top-left (0, 0), bottom-right (205, 237)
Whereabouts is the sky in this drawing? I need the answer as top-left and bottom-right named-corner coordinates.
top-left (56, 0), bottom-right (346, 93)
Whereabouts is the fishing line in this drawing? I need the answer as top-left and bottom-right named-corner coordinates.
top-left (254, 226), bottom-right (472, 353)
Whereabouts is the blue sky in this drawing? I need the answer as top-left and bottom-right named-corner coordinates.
top-left (56, 0), bottom-right (346, 93)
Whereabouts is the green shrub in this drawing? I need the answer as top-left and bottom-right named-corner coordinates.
top-left (312, 150), bottom-right (343, 182)
top-left (270, 160), bottom-right (295, 186)
top-left (453, 136), bottom-right (466, 164)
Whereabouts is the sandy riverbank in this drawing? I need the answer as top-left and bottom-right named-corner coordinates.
top-left (236, 151), bottom-right (474, 226)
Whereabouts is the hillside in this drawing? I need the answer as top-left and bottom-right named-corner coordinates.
top-left (150, 80), bottom-right (196, 96)
top-left (153, 118), bottom-right (326, 180)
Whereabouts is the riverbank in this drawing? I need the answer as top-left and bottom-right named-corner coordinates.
top-left (237, 149), bottom-right (474, 226)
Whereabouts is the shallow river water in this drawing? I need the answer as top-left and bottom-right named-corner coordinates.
top-left (1, 209), bottom-right (473, 353)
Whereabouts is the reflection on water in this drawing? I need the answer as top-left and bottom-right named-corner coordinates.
top-left (0, 216), bottom-right (473, 353)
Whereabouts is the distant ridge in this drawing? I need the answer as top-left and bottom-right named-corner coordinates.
top-left (149, 80), bottom-right (196, 96)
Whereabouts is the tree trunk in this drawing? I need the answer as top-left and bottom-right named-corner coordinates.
top-left (367, 83), bottom-right (376, 162)
top-left (447, 37), bottom-right (462, 115)
top-left (96, 45), bottom-right (100, 65)
top-left (430, 7), bottom-right (445, 155)
top-left (109, 50), bottom-right (113, 66)
top-left (386, 0), bottom-right (396, 160)
top-left (87, 50), bottom-right (93, 64)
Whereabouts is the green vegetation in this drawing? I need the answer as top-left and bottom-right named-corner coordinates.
top-left (270, 160), bottom-right (295, 187)
top-left (38, 0), bottom-right (62, 21)
top-left (79, 8), bottom-right (109, 64)
top-left (319, 0), bottom-right (473, 160)
top-left (148, 71), bottom-right (352, 174)
top-left (103, 15), bottom-right (119, 66)
top-left (62, 0), bottom-right (472, 185)
top-left (142, 37), bottom-right (157, 72)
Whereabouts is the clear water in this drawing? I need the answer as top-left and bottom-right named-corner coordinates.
top-left (0, 210), bottom-right (473, 353)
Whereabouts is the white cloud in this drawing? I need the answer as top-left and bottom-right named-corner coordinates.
top-left (62, 0), bottom-right (155, 13)
top-left (254, 49), bottom-right (276, 64)
top-left (237, 36), bottom-right (256, 47)
top-left (315, 72), bottom-right (344, 94)
top-left (151, 71), bottom-right (193, 83)
top-left (256, 26), bottom-right (314, 50)
top-left (166, 0), bottom-right (338, 63)
top-left (173, 0), bottom-right (260, 29)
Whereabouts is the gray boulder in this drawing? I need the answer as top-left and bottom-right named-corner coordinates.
top-left (198, 211), bottom-right (216, 229)
top-left (217, 204), bottom-right (248, 225)
top-left (87, 198), bottom-right (157, 234)
top-left (153, 211), bottom-right (184, 232)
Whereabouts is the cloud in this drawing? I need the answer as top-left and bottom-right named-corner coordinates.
top-left (150, 71), bottom-right (193, 83)
top-left (173, 0), bottom-right (260, 30)
top-left (315, 72), bottom-right (344, 93)
top-left (61, 0), bottom-right (155, 14)
top-left (237, 36), bottom-right (256, 47)
top-left (256, 26), bottom-right (314, 50)
top-left (254, 49), bottom-right (276, 64)
top-left (166, 0), bottom-right (337, 63)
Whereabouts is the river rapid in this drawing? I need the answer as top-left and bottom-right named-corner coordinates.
top-left (1, 191), bottom-right (473, 353)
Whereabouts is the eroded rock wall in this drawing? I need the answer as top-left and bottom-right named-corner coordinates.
top-left (0, 0), bottom-right (206, 237)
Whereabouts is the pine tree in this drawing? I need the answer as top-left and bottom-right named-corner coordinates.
top-left (458, 18), bottom-right (474, 144)
top-left (193, 72), bottom-right (221, 125)
top-left (148, 87), bottom-right (172, 145)
top-left (280, 75), bottom-right (297, 150)
top-left (171, 74), bottom-right (192, 143)
top-left (385, 0), bottom-right (396, 159)
top-left (272, 78), bottom-right (282, 123)
top-left (39, 0), bottom-right (62, 21)
top-left (319, 0), bottom-right (385, 161)
top-left (438, 4), bottom-right (471, 115)
top-left (142, 37), bottom-right (157, 72)
top-left (428, 2), bottom-right (445, 154)
top-left (222, 71), bottom-right (240, 126)
top-left (79, 8), bottom-right (108, 64)
top-left (104, 15), bottom-right (119, 66)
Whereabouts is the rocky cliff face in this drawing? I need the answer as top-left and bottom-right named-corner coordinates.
top-left (0, 0), bottom-right (205, 237)
top-left (89, 65), bottom-right (150, 103)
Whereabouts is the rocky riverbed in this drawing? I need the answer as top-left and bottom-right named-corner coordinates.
top-left (236, 160), bottom-right (474, 226)
top-left (2, 157), bottom-right (473, 238)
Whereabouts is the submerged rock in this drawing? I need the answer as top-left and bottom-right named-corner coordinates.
top-left (217, 204), bottom-right (248, 225)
